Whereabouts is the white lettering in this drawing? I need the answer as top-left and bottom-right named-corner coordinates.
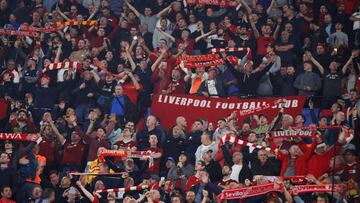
top-left (229, 103), bottom-right (235, 109)
top-left (169, 96), bottom-right (176, 104)
top-left (175, 97), bottom-right (181, 105)
top-left (180, 98), bottom-right (187, 106)
top-left (249, 102), bottom-right (255, 109)
top-left (292, 100), bottom-right (298, 107)
top-left (186, 98), bottom-right (194, 106)
top-left (194, 100), bottom-right (200, 107)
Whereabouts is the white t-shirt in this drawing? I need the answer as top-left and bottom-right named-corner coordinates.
top-left (12, 70), bottom-right (20, 84)
top-left (352, 12), bottom-right (360, 30)
top-left (230, 164), bottom-right (243, 182)
top-left (207, 80), bottom-right (218, 96)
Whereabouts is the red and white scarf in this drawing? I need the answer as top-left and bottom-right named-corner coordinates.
top-left (68, 171), bottom-right (127, 176)
top-left (252, 175), bottom-right (307, 185)
top-left (238, 104), bottom-right (271, 117)
top-left (290, 184), bottom-right (343, 195)
top-left (19, 24), bottom-right (63, 33)
top-left (0, 133), bottom-right (37, 142)
top-left (96, 184), bottom-right (156, 193)
top-left (178, 54), bottom-right (220, 62)
top-left (177, 54), bottom-right (241, 68)
top-left (221, 134), bottom-right (278, 153)
top-left (42, 62), bottom-right (81, 73)
top-left (217, 183), bottom-right (343, 201)
top-left (210, 47), bottom-right (246, 53)
top-left (99, 150), bottom-right (153, 166)
top-left (217, 183), bottom-right (283, 202)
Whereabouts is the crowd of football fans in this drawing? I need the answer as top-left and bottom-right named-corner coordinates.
top-left (0, 0), bottom-right (360, 202)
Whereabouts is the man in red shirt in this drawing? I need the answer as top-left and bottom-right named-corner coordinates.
top-left (165, 69), bottom-right (186, 94)
top-left (38, 117), bottom-right (57, 172)
top-left (143, 134), bottom-right (163, 177)
top-left (276, 140), bottom-right (317, 176)
top-left (249, 14), bottom-right (276, 57)
top-left (306, 129), bottom-right (346, 178)
top-left (0, 186), bottom-right (15, 203)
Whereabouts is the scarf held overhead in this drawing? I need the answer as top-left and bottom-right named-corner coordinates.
top-left (217, 183), bottom-right (283, 202)
top-left (270, 129), bottom-right (317, 138)
top-left (178, 54), bottom-right (240, 68)
top-left (42, 62), bottom-right (81, 73)
top-left (217, 183), bottom-right (343, 201)
top-left (54, 21), bottom-right (98, 27)
top-left (99, 150), bottom-right (154, 166)
top-left (0, 29), bottom-right (39, 38)
top-left (221, 134), bottom-right (278, 153)
top-left (186, 0), bottom-right (238, 7)
top-left (0, 133), bottom-right (37, 142)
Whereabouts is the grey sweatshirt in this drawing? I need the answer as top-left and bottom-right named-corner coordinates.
top-left (294, 71), bottom-right (322, 96)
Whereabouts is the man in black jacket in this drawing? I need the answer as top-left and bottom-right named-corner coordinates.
top-left (226, 54), bottom-right (275, 96)
top-left (202, 150), bottom-right (222, 183)
top-left (198, 67), bottom-right (226, 98)
top-left (251, 150), bottom-right (279, 176)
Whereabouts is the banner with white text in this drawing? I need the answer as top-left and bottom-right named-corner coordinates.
top-left (151, 94), bottom-right (306, 131)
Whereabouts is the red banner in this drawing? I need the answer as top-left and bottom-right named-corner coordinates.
top-left (186, 0), bottom-right (238, 7)
top-left (217, 183), bottom-right (343, 201)
top-left (0, 29), bottom-right (39, 38)
top-left (290, 184), bottom-right (343, 195)
top-left (151, 94), bottom-right (306, 131)
top-left (270, 129), bottom-right (317, 138)
top-left (217, 183), bottom-right (283, 201)
top-left (0, 133), bottom-right (37, 142)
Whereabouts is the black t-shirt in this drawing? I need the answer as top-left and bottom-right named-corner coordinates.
top-left (98, 80), bottom-right (117, 97)
top-left (322, 71), bottom-right (343, 97)
top-left (134, 66), bottom-right (153, 93)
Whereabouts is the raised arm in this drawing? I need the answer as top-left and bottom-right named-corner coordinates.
top-left (76, 181), bottom-right (95, 202)
top-left (49, 116), bottom-right (66, 145)
top-left (273, 18), bottom-right (282, 40)
top-left (125, 0), bottom-right (141, 17)
top-left (156, 28), bottom-right (175, 42)
top-left (342, 51), bottom-right (358, 74)
top-left (129, 37), bottom-right (137, 52)
top-left (91, 69), bottom-right (101, 84)
top-left (56, 6), bottom-right (71, 21)
top-left (126, 70), bottom-right (141, 90)
top-left (87, 7), bottom-right (98, 21)
top-left (350, 14), bottom-right (360, 22)
top-left (125, 47), bottom-right (137, 71)
top-left (195, 30), bottom-right (215, 42)
top-left (104, 116), bottom-right (116, 137)
top-left (151, 50), bottom-right (166, 72)
top-left (239, 0), bottom-right (252, 15)
top-left (309, 52), bottom-right (324, 75)
top-left (54, 44), bottom-right (62, 63)
top-left (139, 38), bottom-right (151, 56)
top-left (267, 0), bottom-right (276, 14)
top-left (68, 115), bottom-right (89, 142)
top-left (156, 3), bottom-right (172, 18)
top-left (249, 15), bottom-right (260, 39)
